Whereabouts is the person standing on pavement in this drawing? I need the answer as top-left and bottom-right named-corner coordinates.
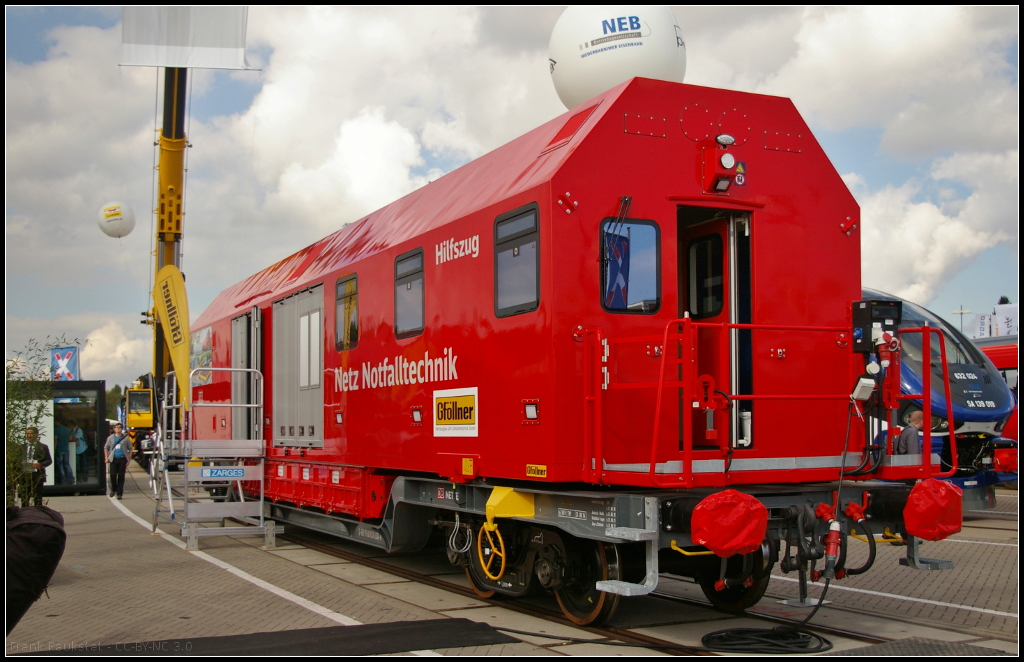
top-left (896, 410), bottom-right (925, 455)
top-left (53, 419), bottom-right (74, 484)
top-left (104, 423), bottom-right (132, 499)
top-left (19, 427), bottom-right (53, 506)
top-left (70, 419), bottom-right (88, 482)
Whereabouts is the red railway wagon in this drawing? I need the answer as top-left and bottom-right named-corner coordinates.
top-left (975, 335), bottom-right (1019, 445)
top-left (190, 77), bottom-right (961, 624)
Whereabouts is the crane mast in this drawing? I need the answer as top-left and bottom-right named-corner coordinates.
top-left (153, 67), bottom-right (188, 387)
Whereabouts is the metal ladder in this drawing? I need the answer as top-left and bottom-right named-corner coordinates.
top-left (151, 368), bottom-right (276, 550)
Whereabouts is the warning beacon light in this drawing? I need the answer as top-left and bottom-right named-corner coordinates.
top-left (703, 134), bottom-right (738, 193)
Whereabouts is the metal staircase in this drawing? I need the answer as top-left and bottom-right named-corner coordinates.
top-left (151, 368), bottom-right (276, 550)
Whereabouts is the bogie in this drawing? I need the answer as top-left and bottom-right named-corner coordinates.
top-left (455, 519), bottom-right (625, 626)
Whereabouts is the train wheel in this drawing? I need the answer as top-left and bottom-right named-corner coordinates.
top-left (554, 541), bottom-right (621, 626)
top-left (697, 549), bottom-right (770, 614)
top-left (465, 523), bottom-right (505, 598)
top-left (464, 567), bottom-right (497, 599)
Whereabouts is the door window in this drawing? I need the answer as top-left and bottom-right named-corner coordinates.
top-left (688, 234), bottom-right (724, 318)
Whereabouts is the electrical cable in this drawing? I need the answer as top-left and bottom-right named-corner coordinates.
top-left (696, 374), bottom-right (869, 654)
top-left (699, 578), bottom-right (833, 654)
top-left (448, 511), bottom-right (472, 554)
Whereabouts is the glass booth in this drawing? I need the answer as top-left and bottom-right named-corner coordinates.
top-left (38, 381), bottom-right (108, 496)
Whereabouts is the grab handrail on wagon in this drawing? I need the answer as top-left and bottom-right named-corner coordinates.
top-left (585, 318), bottom-right (857, 488)
top-left (895, 326), bottom-right (958, 479)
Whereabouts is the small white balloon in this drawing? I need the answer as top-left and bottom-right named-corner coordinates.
top-left (98, 202), bottom-right (136, 238)
top-left (549, 6), bottom-right (686, 109)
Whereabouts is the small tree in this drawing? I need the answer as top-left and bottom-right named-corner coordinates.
top-left (5, 336), bottom-right (83, 506)
top-left (998, 296), bottom-right (1011, 305)
top-left (105, 384), bottom-right (123, 420)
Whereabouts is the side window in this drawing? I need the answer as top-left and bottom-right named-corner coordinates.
top-left (299, 308), bottom-right (321, 388)
top-left (395, 250), bottom-right (424, 338)
top-left (688, 234), bottom-right (723, 318)
top-left (335, 275), bottom-right (358, 351)
top-left (495, 206), bottom-right (540, 317)
top-left (601, 219), bottom-right (660, 313)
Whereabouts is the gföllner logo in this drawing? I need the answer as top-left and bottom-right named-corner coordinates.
top-left (434, 387), bottom-right (478, 437)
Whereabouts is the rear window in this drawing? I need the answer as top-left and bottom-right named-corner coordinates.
top-left (494, 206), bottom-right (540, 317)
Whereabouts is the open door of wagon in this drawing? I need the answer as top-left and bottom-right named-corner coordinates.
top-left (678, 207), bottom-right (753, 452)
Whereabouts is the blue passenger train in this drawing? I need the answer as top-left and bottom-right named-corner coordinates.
top-left (863, 289), bottom-right (1017, 506)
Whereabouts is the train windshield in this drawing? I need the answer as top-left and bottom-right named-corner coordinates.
top-left (863, 289), bottom-right (987, 378)
top-left (898, 299), bottom-right (984, 368)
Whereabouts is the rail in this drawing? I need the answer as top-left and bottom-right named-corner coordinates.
top-left (589, 319), bottom-right (954, 489)
top-left (162, 367), bottom-right (265, 457)
top-left (154, 367), bottom-right (273, 550)
top-left (585, 318), bottom-right (851, 487)
top-left (893, 326), bottom-right (958, 479)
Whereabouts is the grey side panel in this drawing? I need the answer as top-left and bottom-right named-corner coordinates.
top-left (273, 286), bottom-right (323, 448)
top-left (273, 296), bottom-right (297, 445)
top-left (297, 288), bottom-right (324, 448)
top-left (250, 306), bottom-right (262, 438)
top-left (231, 314), bottom-right (250, 440)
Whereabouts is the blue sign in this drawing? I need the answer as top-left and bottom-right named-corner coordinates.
top-left (604, 232), bottom-right (631, 310)
top-left (201, 468), bottom-right (245, 478)
top-left (51, 346), bottom-right (80, 381)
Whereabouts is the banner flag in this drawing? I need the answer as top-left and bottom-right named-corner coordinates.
top-left (122, 7), bottom-right (250, 70)
top-left (154, 265), bottom-right (192, 410)
top-left (993, 304), bottom-right (1019, 337)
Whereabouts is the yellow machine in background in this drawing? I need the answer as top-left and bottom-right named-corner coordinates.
top-left (125, 384), bottom-right (154, 430)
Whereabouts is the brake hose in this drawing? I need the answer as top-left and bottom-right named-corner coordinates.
top-left (844, 519), bottom-right (876, 576)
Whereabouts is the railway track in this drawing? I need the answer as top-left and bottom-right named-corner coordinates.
top-left (134, 470), bottom-right (1015, 651)
top-left (283, 531), bottom-right (892, 654)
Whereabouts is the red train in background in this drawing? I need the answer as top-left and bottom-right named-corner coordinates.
top-left (186, 77), bottom-right (962, 624)
top-left (974, 335), bottom-right (1019, 444)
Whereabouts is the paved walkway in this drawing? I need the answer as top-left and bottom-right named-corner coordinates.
top-left (6, 464), bottom-right (556, 656)
top-left (7, 464), bottom-right (1017, 656)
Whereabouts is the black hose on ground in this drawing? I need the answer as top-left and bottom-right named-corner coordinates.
top-left (700, 578), bottom-right (833, 654)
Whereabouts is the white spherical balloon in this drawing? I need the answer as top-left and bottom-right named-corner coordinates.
top-left (549, 6), bottom-right (686, 109)
top-left (97, 202), bottom-right (136, 238)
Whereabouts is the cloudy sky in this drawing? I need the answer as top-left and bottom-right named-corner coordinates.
top-left (6, 6), bottom-right (1019, 387)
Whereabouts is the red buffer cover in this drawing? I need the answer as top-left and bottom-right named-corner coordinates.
top-left (691, 489), bottom-right (769, 557)
top-left (903, 478), bottom-right (963, 541)
top-left (993, 448), bottom-right (1017, 473)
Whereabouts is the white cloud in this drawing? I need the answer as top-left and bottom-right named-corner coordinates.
top-left (859, 149), bottom-right (1017, 302)
top-left (81, 321), bottom-right (151, 388)
top-left (268, 108), bottom-right (428, 233)
top-left (5, 7), bottom-right (1018, 387)
top-left (754, 7), bottom-right (1018, 156)
top-left (6, 314), bottom-right (151, 389)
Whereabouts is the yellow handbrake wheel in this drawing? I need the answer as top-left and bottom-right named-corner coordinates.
top-left (477, 522), bottom-right (506, 581)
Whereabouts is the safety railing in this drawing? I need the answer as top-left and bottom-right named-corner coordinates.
top-left (162, 368), bottom-right (264, 457)
top-left (154, 367), bottom-right (273, 550)
top-left (585, 318), bottom-right (854, 488)
top-left (890, 326), bottom-right (958, 479)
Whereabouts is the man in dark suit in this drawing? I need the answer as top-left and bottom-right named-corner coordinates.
top-left (19, 427), bottom-right (53, 506)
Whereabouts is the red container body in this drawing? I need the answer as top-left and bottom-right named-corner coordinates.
top-left (192, 78), bottom-right (868, 517)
